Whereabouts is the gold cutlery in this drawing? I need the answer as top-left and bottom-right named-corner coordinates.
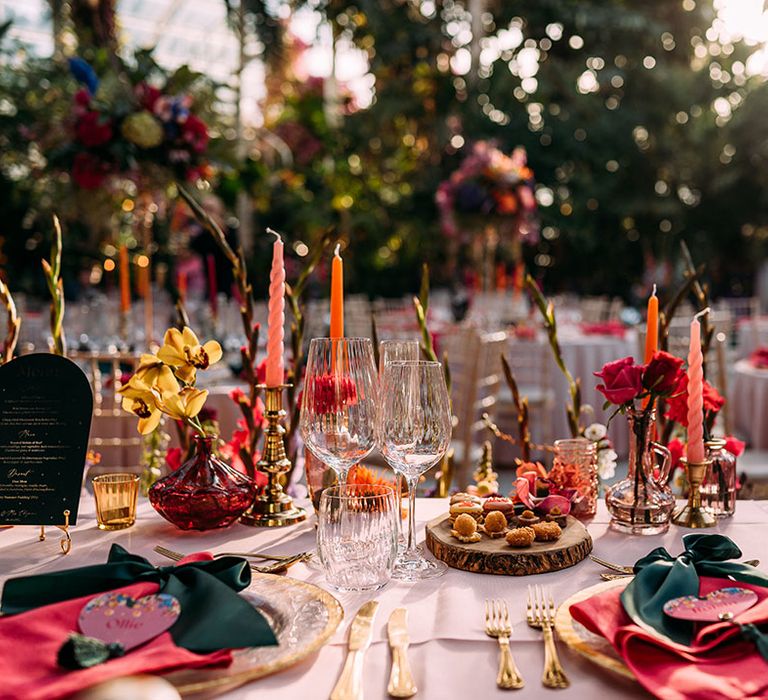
top-left (331, 600), bottom-right (379, 700)
top-left (485, 599), bottom-right (524, 690)
top-left (387, 608), bottom-right (417, 698)
top-left (526, 586), bottom-right (569, 689)
top-left (591, 554), bottom-right (760, 577)
top-left (153, 545), bottom-right (307, 574)
top-left (600, 572), bottom-right (633, 581)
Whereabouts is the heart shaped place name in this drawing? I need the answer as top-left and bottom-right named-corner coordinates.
top-left (663, 587), bottom-right (758, 622)
top-left (79, 593), bottom-right (181, 650)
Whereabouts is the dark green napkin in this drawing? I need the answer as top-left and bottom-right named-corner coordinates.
top-left (621, 533), bottom-right (768, 645)
top-left (1, 544), bottom-right (277, 653)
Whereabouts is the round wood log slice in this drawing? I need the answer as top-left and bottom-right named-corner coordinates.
top-left (425, 514), bottom-right (593, 576)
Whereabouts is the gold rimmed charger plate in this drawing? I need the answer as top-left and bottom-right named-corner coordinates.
top-left (554, 578), bottom-right (635, 681)
top-left (163, 572), bottom-right (344, 697)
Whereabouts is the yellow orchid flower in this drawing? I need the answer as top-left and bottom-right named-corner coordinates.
top-left (157, 327), bottom-right (223, 383)
top-left (118, 377), bottom-right (164, 434)
top-left (161, 387), bottom-right (209, 422)
top-left (133, 354), bottom-right (180, 394)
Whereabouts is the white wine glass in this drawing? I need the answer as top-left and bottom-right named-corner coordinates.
top-left (379, 360), bottom-right (451, 581)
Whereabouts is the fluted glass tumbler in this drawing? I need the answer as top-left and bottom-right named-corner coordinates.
top-left (317, 484), bottom-right (397, 591)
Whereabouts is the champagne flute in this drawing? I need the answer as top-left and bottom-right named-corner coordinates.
top-left (300, 337), bottom-right (378, 484)
top-left (378, 339), bottom-right (420, 549)
top-left (379, 360), bottom-right (451, 580)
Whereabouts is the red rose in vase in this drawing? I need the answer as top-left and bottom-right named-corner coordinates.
top-left (75, 111), bottom-right (113, 147)
top-left (642, 350), bottom-right (685, 396)
top-left (724, 435), bottom-right (746, 458)
top-left (665, 372), bottom-right (726, 427)
top-left (594, 356), bottom-right (643, 405)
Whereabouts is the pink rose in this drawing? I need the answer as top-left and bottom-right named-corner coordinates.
top-left (594, 356), bottom-right (644, 405)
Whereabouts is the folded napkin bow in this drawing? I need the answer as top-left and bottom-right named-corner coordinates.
top-left (621, 533), bottom-right (768, 646)
top-left (1, 543), bottom-right (277, 653)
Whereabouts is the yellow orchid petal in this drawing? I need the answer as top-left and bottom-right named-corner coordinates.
top-left (202, 340), bottom-right (223, 365)
top-left (164, 327), bottom-right (184, 350)
top-left (182, 326), bottom-right (200, 347)
top-left (155, 365), bottom-right (180, 395)
top-left (138, 410), bottom-right (162, 434)
top-left (157, 344), bottom-right (184, 367)
top-left (174, 364), bottom-right (197, 384)
top-left (184, 388), bottom-right (208, 418)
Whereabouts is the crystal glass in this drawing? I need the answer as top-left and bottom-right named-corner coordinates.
top-left (149, 435), bottom-right (256, 530)
top-left (378, 339), bottom-right (420, 547)
top-left (92, 473), bottom-right (139, 530)
top-left (300, 337), bottom-right (378, 483)
top-left (379, 360), bottom-right (451, 580)
top-left (317, 484), bottom-right (397, 591)
top-left (702, 438), bottom-right (737, 518)
top-left (550, 438), bottom-right (598, 519)
top-left (605, 407), bottom-right (675, 535)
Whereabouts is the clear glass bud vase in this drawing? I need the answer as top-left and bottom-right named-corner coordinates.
top-left (605, 408), bottom-right (674, 535)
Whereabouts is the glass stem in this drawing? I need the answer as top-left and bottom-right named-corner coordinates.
top-left (405, 475), bottom-right (418, 554)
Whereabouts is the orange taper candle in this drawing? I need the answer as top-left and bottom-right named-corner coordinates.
top-left (644, 284), bottom-right (658, 363)
top-left (330, 243), bottom-right (344, 338)
top-left (119, 245), bottom-right (131, 313)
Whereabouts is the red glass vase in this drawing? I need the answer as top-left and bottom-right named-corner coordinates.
top-left (149, 435), bottom-right (255, 531)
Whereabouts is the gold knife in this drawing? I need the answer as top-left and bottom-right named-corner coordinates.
top-left (387, 608), bottom-right (417, 698)
top-left (331, 601), bottom-right (379, 700)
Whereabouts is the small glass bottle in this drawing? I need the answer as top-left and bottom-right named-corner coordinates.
top-left (702, 438), bottom-right (737, 518)
top-left (550, 438), bottom-right (598, 519)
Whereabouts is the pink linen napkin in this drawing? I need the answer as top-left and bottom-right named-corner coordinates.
top-left (580, 321), bottom-right (626, 338)
top-left (570, 575), bottom-right (768, 700)
top-left (0, 553), bottom-right (233, 700)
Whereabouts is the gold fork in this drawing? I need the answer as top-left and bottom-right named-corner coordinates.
top-left (526, 586), bottom-right (570, 689)
top-left (485, 599), bottom-right (524, 690)
top-left (153, 545), bottom-right (307, 574)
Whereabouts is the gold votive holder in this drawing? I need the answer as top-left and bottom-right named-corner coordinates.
top-left (93, 473), bottom-right (140, 530)
top-left (672, 458), bottom-right (716, 528)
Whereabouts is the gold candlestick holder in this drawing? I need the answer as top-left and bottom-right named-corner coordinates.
top-left (240, 384), bottom-right (307, 527)
top-left (672, 458), bottom-right (716, 528)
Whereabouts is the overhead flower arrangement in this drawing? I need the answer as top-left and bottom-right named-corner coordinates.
top-left (436, 141), bottom-right (539, 242)
top-left (43, 55), bottom-right (215, 190)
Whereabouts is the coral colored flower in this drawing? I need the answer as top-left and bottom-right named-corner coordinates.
top-left (306, 374), bottom-right (358, 414)
top-left (75, 111), bottom-right (113, 147)
top-left (229, 387), bottom-right (248, 404)
top-left (594, 356), bottom-right (644, 405)
top-left (667, 438), bottom-right (686, 472)
top-left (643, 351), bottom-right (685, 396)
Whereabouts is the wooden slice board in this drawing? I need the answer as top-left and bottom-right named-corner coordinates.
top-left (425, 514), bottom-right (593, 576)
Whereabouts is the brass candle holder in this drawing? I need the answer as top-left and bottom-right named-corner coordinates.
top-left (672, 458), bottom-right (716, 528)
top-left (240, 384), bottom-right (307, 527)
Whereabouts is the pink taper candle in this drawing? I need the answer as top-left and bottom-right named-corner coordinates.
top-left (686, 308), bottom-right (710, 464)
top-left (265, 228), bottom-right (285, 387)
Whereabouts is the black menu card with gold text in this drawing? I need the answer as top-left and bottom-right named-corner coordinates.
top-left (0, 354), bottom-right (92, 525)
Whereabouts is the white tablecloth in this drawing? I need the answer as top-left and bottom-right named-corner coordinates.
top-left (731, 359), bottom-right (768, 449)
top-left (1, 496), bottom-right (766, 699)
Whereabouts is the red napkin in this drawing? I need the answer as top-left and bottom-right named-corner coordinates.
top-left (0, 554), bottom-right (233, 700)
top-left (580, 321), bottom-right (626, 338)
top-left (749, 347), bottom-right (768, 369)
top-left (570, 576), bottom-right (768, 700)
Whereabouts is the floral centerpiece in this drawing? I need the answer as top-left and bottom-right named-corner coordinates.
top-left (119, 326), bottom-right (256, 530)
top-left (595, 351), bottom-right (685, 534)
top-left (58, 57), bottom-right (212, 189)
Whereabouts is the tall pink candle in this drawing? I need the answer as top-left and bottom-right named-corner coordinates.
top-left (265, 228), bottom-right (285, 387)
top-left (686, 309), bottom-right (709, 464)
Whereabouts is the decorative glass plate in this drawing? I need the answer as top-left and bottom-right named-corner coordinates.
top-left (554, 578), bottom-right (635, 681)
top-left (163, 572), bottom-right (344, 696)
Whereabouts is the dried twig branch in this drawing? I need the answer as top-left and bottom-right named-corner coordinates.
top-left (500, 354), bottom-right (532, 461)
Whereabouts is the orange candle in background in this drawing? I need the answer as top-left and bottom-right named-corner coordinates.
top-left (178, 270), bottom-right (187, 302)
top-left (644, 284), bottom-right (659, 363)
top-left (330, 244), bottom-right (344, 338)
top-left (119, 245), bottom-right (131, 313)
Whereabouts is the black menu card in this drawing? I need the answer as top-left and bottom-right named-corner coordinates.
top-left (0, 354), bottom-right (92, 525)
